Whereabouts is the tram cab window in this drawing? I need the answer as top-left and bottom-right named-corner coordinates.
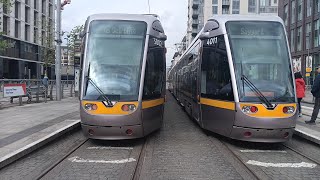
top-left (143, 37), bottom-right (165, 100)
top-left (201, 35), bottom-right (234, 101)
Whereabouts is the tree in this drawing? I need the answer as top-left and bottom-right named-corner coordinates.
top-left (0, 0), bottom-right (13, 50)
top-left (35, 18), bottom-right (55, 75)
top-left (65, 25), bottom-right (84, 65)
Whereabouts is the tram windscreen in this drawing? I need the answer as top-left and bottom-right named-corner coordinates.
top-left (84, 20), bottom-right (147, 101)
top-left (226, 21), bottom-right (295, 102)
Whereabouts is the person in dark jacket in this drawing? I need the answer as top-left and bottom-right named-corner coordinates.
top-left (295, 72), bottom-right (305, 117)
top-left (306, 66), bottom-right (320, 124)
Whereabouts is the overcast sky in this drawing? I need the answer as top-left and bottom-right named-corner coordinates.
top-left (61, 0), bottom-right (188, 66)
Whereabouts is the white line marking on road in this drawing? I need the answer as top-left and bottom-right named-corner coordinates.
top-left (87, 146), bottom-right (133, 150)
top-left (68, 156), bottom-right (136, 164)
top-left (240, 150), bottom-right (287, 153)
top-left (302, 106), bottom-right (313, 111)
top-left (247, 160), bottom-right (317, 168)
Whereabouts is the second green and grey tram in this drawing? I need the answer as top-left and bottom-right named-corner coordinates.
top-left (79, 14), bottom-right (167, 140)
top-left (169, 15), bottom-right (297, 142)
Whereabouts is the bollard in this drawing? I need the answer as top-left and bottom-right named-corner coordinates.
top-left (44, 87), bottom-right (47, 103)
top-left (19, 96), bottom-right (22, 106)
top-left (70, 82), bottom-right (73, 97)
top-left (61, 83), bottom-right (64, 99)
top-left (36, 81), bottom-right (40, 103)
top-left (50, 82), bottom-right (54, 100)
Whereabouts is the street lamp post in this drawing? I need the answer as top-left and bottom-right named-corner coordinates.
top-left (55, 0), bottom-right (71, 101)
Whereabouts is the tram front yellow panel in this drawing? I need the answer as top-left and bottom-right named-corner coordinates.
top-left (81, 101), bottom-right (139, 115)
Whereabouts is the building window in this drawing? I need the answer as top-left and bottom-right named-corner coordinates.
top-left (306, 23), bottom-right (311, 50)
top-left (315, 20), bottom-right (319, 47)
top-left (15, 20), bottom-right (20, 38)
top-left (212, 6), bottom-right (218, 14)
top-left (15, 1), bottom-right (20, 19)
top-left (222, 7), bottom-right (229, 14)
top-left (291, 0), bottom-right (295, 24)
top-left (25, 7), bottom-right (30, 23)
top-left (307, 0), bottom-right (312, 17)
top-left (212, 0), bottom-right (218, 5)
top-left (248, 0), bottom-right (256, 13)
top-left (42, 0), bottom-right (46, 14)
top-left (34, 11), bottom-right (38, 26)
top-left (34, 0), bottom-right (37, 10)
top-left (232, 0), bottom-right (240, 14)
top-left (284, 5), bottom-right (288, 26)
top-left (34, 28), bottom-right (38, 43)
top-left (297, 0), bottom-right (303, 21)
top-left (3, 16), bottom-right (10, 35)
top-left (291, 29), bottom-right (295, 52)
top-left (297, 26), bottom-right (302, 51)
top-left (25, 25), bottom-right (30, 41)
top-left (274, 0), bottom-right (277, 3)
top-left (316, 0), bottom-right (320, 13)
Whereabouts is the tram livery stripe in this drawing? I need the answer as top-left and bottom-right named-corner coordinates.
top-left (142, 98), bottom-right (165, 109)
top-left (200, 98), bottom-right (235, 110)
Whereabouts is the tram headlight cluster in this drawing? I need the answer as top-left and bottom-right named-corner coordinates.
top-left (121, 104), bottom-right (136, 112)
top-left (241, 106), bottom-right (258, 114)
top-left (84, 103), bottom-right (98, 111)
top-left (283, 106), bottom-right (295, 114)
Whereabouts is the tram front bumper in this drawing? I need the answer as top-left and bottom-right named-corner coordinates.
top-left (230, 126), bottom-right (295, 143)
top-left (81, 124), bottom-right (144, 140)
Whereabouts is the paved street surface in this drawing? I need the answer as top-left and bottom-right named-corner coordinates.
top-left (1, 92), bottom-right (320, 179)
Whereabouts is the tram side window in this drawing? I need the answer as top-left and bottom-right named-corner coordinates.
top-left (201, 35), bottom-right (234, 101)
top-left (143, 48), bottom-right (165, 100)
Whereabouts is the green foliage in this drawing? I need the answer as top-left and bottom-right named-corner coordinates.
top-left (65, 25), bottom-right (84, 64)
top-left (39, 19), bottom-right (55, 69)
top-left (0, 0), bottom-right (13, 50)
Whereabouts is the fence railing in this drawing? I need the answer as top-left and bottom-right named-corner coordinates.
top-left (0, 79), bottom-right (76, 108)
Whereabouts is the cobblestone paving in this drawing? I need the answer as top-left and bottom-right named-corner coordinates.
top-left (42, 139), bottom-right (142, 180)
top-left (225, 139), bottom-right (320, 180)
top-left (0, 129), bottom-right (86, 180)
top-left (138, 93), bottom-right (252, 180)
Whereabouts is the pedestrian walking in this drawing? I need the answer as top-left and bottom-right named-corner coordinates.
top-left (306, 66), bottom-right (320, 125)
top-left (294, 72), bottom-right (305, 117)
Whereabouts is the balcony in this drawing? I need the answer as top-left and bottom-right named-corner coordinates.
top-left (222, 0), bottom-right (230, 7)
top-left (192, 28), bottom-right (198, 36)
top-left (192, 10), bottom-right (199, 18)
top-left (192, 0), bottom-right (199, 9)
top-left (192, 20), bottom-right (198, 27)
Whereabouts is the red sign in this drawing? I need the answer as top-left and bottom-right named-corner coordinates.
top-left (3, 84), bottom-right (27, 97)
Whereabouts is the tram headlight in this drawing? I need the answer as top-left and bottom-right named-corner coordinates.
top-left (242, 106), bottom-right (258, 114)
top-left (121, 104), bottom-right (136, 112)
top-left (283, 106), bottom-right (295, 114)
top-left (84, 103), bottom-right (98, 111)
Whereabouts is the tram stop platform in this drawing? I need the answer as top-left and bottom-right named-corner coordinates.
top-left (0, 97), bottom-right (80, 169)
top-left (296, 106), bottom-right (320, 145)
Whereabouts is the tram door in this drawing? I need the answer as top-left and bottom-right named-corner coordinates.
top-left (141, 37), bottom-right (166, 135)
top-left (200, 35), bottom-right (235, 135)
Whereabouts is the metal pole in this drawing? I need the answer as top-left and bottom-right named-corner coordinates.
top-left (55, 0), bottom-right (62, 101)
top-left (148, 0), bottom-right (150, 13)
top-left (257, 0), bottom-right (260, 14)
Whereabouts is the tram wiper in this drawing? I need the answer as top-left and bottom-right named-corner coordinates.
top-left (86, 63), bottom-right (113, 107)
top-left (241, 75), bottom-right (273, 109)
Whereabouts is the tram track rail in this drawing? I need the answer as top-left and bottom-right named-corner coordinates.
top-left (35, 138), bottom-right (89, 180)
top-left (205, 132), bottom-right (262, 180)
top-left (282, 141), bottom-right (320, 167)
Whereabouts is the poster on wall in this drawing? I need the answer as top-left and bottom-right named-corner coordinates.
top-left (306, 56), bottom-right (313, 73)
top-left (292, 58), bottom-right (301, 73)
